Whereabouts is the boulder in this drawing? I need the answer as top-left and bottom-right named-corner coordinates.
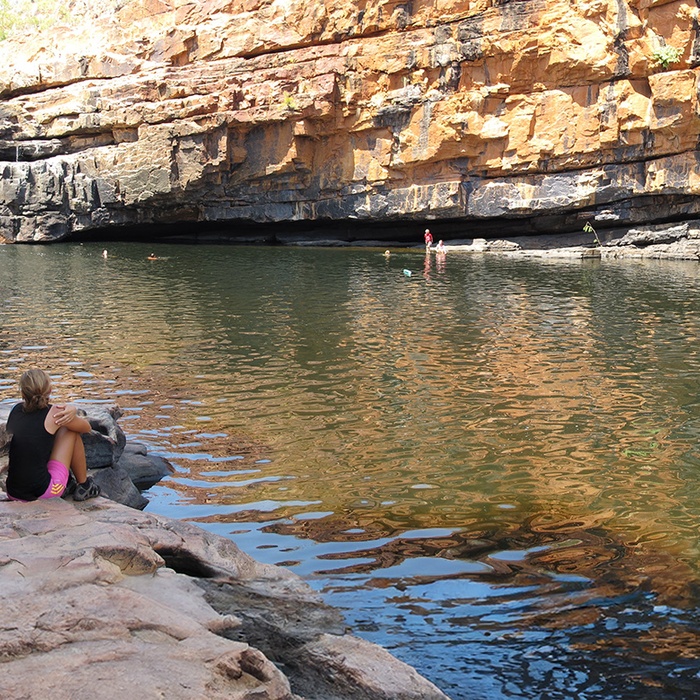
top-left (80, 402), bottom-right (127, 467)
top-left (90, 462), bottom-right (149, 510)
top-left (117, 441), bottom-right (174, 489)
top-left (0, 403), bottom-right (11, 450)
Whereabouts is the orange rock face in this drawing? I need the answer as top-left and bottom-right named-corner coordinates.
top-left (0, 0), bottom-right (699, 241)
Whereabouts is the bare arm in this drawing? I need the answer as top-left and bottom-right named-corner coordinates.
top-left (47, 404), bottom-right (92, 434)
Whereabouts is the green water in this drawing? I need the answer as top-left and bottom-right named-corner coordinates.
top-left (2, 241), bottom-right (700, 698)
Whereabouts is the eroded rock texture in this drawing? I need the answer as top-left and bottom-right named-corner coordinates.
top-left (0, 0), bottom-right (699, 242)
top-left (0, 497), bottom-right (449, 699)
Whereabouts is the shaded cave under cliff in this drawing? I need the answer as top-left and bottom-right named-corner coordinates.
top-left (63, 192), bottom-right (700, 248)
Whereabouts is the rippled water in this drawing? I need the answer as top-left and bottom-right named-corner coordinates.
top-left (3, 242), bottom-right (700, 698)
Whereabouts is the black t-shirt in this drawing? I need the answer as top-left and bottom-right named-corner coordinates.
top-left (6, 403), bottom-right (54, 500)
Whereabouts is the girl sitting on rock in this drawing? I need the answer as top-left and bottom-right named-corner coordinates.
top-left (5, 369), bottom-right (100, 502)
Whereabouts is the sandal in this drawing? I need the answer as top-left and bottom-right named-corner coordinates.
top-left (73, 476), bottom-right (101, 501)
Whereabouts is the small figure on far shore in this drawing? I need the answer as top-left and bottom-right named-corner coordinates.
top-left (102, 249), bottom-right (108, 259)
top-left (424, 228), bottom-right (433, 249)
top-left (148, 252), bottom-right (158, 260)
top-left (435, 240), bottom-right (447, 254)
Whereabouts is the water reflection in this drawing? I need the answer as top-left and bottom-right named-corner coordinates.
top-left (2, 242), bottom-right (700, 698)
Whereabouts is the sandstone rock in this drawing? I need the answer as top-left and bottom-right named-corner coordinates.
top-left (607, 222), bottom-right (690, 246)
top-left (468, 237), bottom-right (522, 251)
top-left (445, 219), bottom-right (700, 260)
top-left (0, 1), bottom-right (698, 242)
top-left (117, 440), bottom-right (175, 488)
top-left (293, 634), bottom-right (449, 700)
top-left (0, 497), bottom-right (450, 700)
top-left (79, 402), bottom-right (127, 467)
top-left (0, 498), bottom-right (295, 700)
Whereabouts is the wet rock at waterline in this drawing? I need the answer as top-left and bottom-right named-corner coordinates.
top-left (0, 402), bottom-right (173, 509)
top-left (0, 498), bottom-right (450, 700)
top-left (117, 441), bottom-right (175, 490)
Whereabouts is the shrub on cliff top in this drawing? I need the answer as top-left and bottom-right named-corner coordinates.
top-left (0, 0), bottom-right (69, 40)
top-left (0, 0), bottom-right (120, 41)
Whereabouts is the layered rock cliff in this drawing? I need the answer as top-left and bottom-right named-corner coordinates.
top-left (0, 0), bottom-right (699, 243)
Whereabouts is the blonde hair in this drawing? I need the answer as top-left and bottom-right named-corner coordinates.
top-left (20, 369), bottom-right (52, 412)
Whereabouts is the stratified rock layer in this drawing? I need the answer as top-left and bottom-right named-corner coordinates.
top-left (0, 497), bottom-right (449, 699)
top-left (0, 0), bottom-right (699, 242)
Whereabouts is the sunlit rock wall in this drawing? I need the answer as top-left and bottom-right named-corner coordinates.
top-left (0, 0), bottom-right (699, 242)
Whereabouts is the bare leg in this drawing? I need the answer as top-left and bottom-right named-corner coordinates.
top-left (50, 427), bottom-right (87, 483)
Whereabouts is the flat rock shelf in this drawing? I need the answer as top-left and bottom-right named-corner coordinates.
top-left (0, 496), bottom-right (450, 700)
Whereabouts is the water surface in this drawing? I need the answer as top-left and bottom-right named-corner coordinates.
top-left (2, 242), bottom-right (700, 698)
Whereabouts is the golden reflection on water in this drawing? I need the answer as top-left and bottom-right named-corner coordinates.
top-left (5, 247), bottom-right (697, 537)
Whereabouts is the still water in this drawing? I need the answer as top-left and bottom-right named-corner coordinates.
top-left (2, 242), bottom-right (700, 698)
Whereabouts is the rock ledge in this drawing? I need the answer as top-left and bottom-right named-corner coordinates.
top-left (0, 496), bottom-right (449, 700)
